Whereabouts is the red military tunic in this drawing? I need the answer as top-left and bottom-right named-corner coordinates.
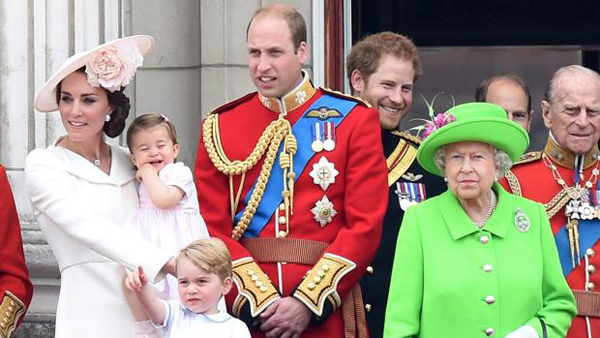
top-left (500, 137), bottom-right (599, 337)
top-left (195, 75), bottom-right (388, 337)
top-left (0, 165), bottom-right (33, 337)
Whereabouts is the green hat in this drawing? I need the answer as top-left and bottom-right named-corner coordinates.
top-left (417, 102), bottom-right (529, 176)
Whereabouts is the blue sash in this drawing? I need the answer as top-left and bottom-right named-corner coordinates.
top-left (555, 219), bottom-right (600, 276)
top-left (234, 95), bottom-right (358, 238)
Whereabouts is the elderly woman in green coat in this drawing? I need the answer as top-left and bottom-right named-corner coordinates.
top-left (383, 103), bottom-right (576, 338)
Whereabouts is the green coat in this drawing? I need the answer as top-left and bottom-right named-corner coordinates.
top-left (383, 183), bottom-right (576, 338)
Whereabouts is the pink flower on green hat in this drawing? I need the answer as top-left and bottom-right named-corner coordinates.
top-left (410, 92), bottom-right (456, 139)
top-left (422, 112), bottom-right (455, 139)
top-left (85, 44), bottom-right (143, 92)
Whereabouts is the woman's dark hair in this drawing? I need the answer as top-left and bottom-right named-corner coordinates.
top-left (55, 66), bottom-right (131, 138)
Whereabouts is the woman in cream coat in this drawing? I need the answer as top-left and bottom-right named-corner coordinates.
top-left (383, 103), bottom-right (576, 338)
top-left (25, 36), bottom-right (175, 338)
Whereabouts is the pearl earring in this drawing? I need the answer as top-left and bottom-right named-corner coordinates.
top-left (443, 177), bottom-right (448, 182)
top-left (105, 114), bottom-right (111, 122)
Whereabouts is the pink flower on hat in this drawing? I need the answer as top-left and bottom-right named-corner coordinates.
top-left (422, 112), bottom-right (456, 139)
top-left (85, 44), bottom-right (143, 92)
top-left (409, 92), bottom-right (456, 139)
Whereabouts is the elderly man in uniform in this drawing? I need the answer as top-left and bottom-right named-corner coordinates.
top-left (501, 65), bottom-right (600, 338)
top-left (346, 32), bottom-right (446, 338)
top-left (476, 74), bottom-right (534, 133)
top-left (194, 4), bottom-right (388, 338)
top-left (0, 165), bottom-right (33, 338)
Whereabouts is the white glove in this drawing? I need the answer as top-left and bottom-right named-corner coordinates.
top-left (505, 325), bottom-right (539, 338)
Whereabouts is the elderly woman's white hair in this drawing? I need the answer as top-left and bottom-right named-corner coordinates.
top-left (433, 144), bottom-right (513, 179)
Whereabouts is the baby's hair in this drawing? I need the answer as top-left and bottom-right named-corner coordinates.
top-left (126, 113), bottom-right (178, 151)
top-left (177, 238), bottom-right (232, 281)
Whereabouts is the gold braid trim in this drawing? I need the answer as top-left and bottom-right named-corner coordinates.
top-left (544, 188), bottom-right (571, 219)
top-left (203, 114), bottom-right (294, 240)
top-left (0, 291), bottom-right (25, 338)
top-left (232, 258), bottom-right (280, 317)
top-left (503, 170), bottom-right (522, 196)
top-left (293, 254), bottom-right (356, 316)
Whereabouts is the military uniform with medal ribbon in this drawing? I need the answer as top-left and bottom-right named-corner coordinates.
top-left (501, 136), bottom-right (600, 337)
top-left (195, 72), bottom-right (388, 338)
top-left (359, 130), bottom-right (445, 338)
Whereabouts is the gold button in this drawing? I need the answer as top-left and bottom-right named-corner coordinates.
top-left (485, 327), bottom-right (495, 336)
top-left (485, 295), bottom-right (495, 304)
top-left (260, 286), bottom-right (268, 293)
top-left (278, 231), bottom-right (288, 238)
top-left (587, 248), bottom-right (596, 257)
top-left (317, 270), bottom-right (325, 277)
top-left (365, 304), bottom-right (372, 312)
top-left (313, 276), bottom-right (322, 283)
top-left (588, 265), bottom-right (596, 274)
top-left (308, 282), bottom-right (316, 290)
top-left (322, 264), bottom-right (330, 271)
top-left (588, 282), bottom-right (596, 290)
top-left (366, 266), bottom-right (374, 274)
top-left (278, 216), bottom-right (286, 224)
top-left (483, 264), bottom-right (493, 272)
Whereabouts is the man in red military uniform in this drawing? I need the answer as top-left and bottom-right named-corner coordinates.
top-left (194, 4), bottom-right (388, 338)
top-left (0, 165), bottom-right (33, 338)
top-left (500, 65), bottom-right (600, 337)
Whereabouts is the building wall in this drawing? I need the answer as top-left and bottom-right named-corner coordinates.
top-left (2, 1), bottom-right (313, 337)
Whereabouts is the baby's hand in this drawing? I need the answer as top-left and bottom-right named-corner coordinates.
top-left (136, 163), bottom-right (157, 182)
top-left (125, 266), bottom-right (149, 292)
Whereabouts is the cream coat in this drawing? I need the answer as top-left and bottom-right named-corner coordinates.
top-left (25, 140), bottom-right (172, 338)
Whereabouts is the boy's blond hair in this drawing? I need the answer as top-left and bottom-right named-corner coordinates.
top-left (177, 238), bottom-right (232, 281)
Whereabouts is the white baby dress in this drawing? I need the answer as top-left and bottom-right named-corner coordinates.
top-left (126, 162), bottom-right (209, 300)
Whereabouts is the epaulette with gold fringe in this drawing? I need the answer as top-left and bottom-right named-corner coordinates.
top-left (515, 151), bottom-right (542, 165)
top-left (321, 87), bottom-right (371, 108)
top-left (209, 92), bottom-right (257, 115)
top-left (392, 130), bottom-right (422, 146)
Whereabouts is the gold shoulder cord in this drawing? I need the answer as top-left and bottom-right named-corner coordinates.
top-left (203, 113), bottom-right (297, 240)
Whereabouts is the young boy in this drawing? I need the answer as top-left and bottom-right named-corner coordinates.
top-left (126, 238), bottom-right (250, 337)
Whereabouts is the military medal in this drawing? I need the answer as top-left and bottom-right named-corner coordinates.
top-left (543, 153), bottom-right (600, 268)
top-left (514, 207), bottom-right (530, 233)
top-left (395, 181), bottom-right (426, 211)
top-left (311, 196), bottom-right (337, 227)
top-left (309, 156), bottom-right (339, 191)
top-left (323, 122), bottom-right (336, 151)
top-left (311, 123), bottom-right (324, 152)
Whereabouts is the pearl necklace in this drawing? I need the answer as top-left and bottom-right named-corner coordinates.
top-left (473, 192), bottom-right (497, 229)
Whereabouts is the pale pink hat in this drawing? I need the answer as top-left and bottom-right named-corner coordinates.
top-left (35, 35), bottom-right (154, 112)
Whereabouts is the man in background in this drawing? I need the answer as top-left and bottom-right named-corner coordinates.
top-left (476, 74), bottom-right (534, 132)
